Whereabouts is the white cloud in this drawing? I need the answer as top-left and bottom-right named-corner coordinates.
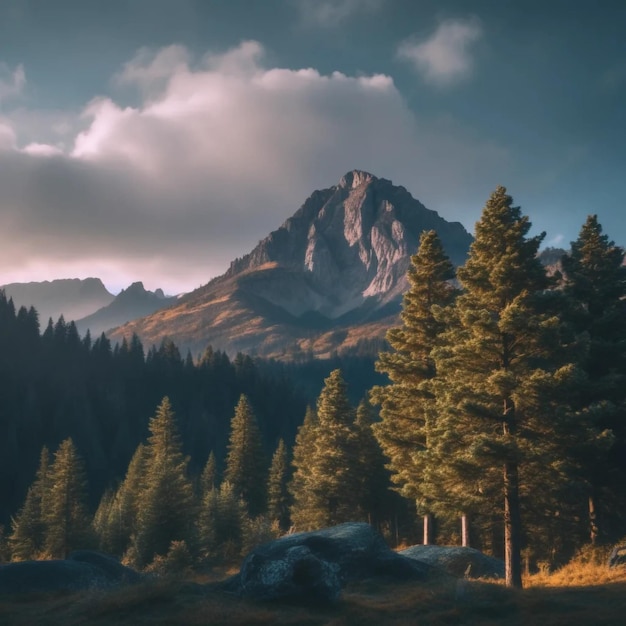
top-left (0, 41), bottom-right (509, 294)
top-left (0, 63), bottom-right (25, 102)
top-left (21, 143), bottom-right (64, 157)
top-left (398, 18), bottom-right (483, 86)
top-left (295, 0), bottom-right (383, 27)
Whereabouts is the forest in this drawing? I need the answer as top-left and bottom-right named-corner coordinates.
top-left (1, 186), bottom-right (625, 591)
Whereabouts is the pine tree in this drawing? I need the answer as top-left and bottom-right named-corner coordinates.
top-left (290, 370), bottom-right (362, 530)
top-left (134, 397), bottom-right (196, 567)
top-left (200, 451), bottom-right (218, 496)
top-left (289, 406), bottom-right (318, 529)
top-left (267, 439), bottom-right (291, 531)
top-left (561, 215), bottom-right (626, 542)
top-left (428, 186), bottom-right (586, 588)
top-left (371, 230), bottom-right (457, 532)
top-left (224, 395), bottom-right (267, 517)
top-left (197, 481), bottom-right (247, 561)
top-left (44, 439), bottom-right (92, 558)
top-left (95, 444), bottom-right (147, 556)
top-left (9, 447), bottom-right (51, 560)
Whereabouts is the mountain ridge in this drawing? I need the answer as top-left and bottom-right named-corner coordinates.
top-left (1, 277), bottom-right (114, 323)
top-left (108, 170), bottom-right (473, 358)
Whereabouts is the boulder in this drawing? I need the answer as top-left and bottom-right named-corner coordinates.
top-left (233, 522), bottom-right (434, 603)
top-left (0, 550), bottom-right (141, 595)
top-left (400, 545), bottom-right (505, 579)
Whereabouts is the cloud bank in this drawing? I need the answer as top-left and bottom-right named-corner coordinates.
top-left (0, 41), bottom-right (507, 294)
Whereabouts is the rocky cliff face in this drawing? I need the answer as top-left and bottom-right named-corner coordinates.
top-left (224, 170), bottom-right (472, 319)
top-left (109, 171), bottom-right (473, 358)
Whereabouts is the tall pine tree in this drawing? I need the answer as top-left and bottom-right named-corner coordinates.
top-left (267, 439), bottom-right (291, 532)
top-left (561, 215), bottom-right (626, 542)
top-left (428, 186), bottom-right (586, 588)
top-left (44, 439), bottom-right (92, 558)
top-left (9, 447), bottom-right (51, 560)
top-left (290, 370), bottom-right (362, 530)
top-left (134, 397), bottom-right (196, 567)
top-left (371, 230), bottom-right (457, 537)
top-left (224, 395), bottom-right (267, 517)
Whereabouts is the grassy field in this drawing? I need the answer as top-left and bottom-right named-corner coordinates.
top-left (1, 560), bottom-right (625, 626)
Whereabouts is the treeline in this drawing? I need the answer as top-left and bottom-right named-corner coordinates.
top-left (0, 300), bottom-right (311, 525)
top-left (6, 372), bottom-right (404, 569)
top-left (373, 191), bottom-right (626, 588)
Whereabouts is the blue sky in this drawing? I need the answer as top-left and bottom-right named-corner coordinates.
top-left (0, 0), bottom-right (624, 293)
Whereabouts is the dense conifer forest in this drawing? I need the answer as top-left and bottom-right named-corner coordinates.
top-left (1, 187), bottom-right (625, 592)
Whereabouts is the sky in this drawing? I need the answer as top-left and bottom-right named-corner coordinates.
top-left (0, 0), bottom-right (624, 294)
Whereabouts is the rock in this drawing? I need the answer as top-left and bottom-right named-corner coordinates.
top-left (68, 550), bottom-right (142, 584)
top-left (236, 522), bottom-right (434, 603)
top-left (400, 545), bottom-right (505, 579)
top-left (608, 545), bottom-right (626, 568)
top-left (0, 551), bottom-right (141, 595)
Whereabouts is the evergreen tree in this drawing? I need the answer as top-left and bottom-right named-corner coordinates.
top-left (9, 447), bottom-right (51, 560)
top-left (224, 395), bottom-right (267, 517)
top-left (197, 481), bottom-right (247, 561)
top-left (289, 406), bottom-right (318, 529)
top-left (371, 230), bottom-right (457, 523)
top-left (428, 186), bottom-right (586, 588)
top-left (267, 439), bottom-right (291, 531)
top-left (561, 215), bottom-right (626, 542)
top-left (44, 439), bottom-right (92, 558)
top-left (134, 397), bottom-right (196, 567)
top-left (95, 444), bottom-right (147, 555)
top-left (290, 370), bottom-right (362, 530)
top-left (200, 450), bottom-right (218, 496)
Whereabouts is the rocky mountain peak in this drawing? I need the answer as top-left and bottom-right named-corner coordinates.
top-left (338, 169), bottom-right (377, 190)
top-left (110, 171), bottom-right (473, 358)
top-left (222, 171), bottom-right (472, 319)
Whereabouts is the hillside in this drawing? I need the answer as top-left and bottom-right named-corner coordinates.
top-left (75, 281), bottom-right (176, 337)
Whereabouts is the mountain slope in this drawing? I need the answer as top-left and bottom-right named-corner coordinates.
top-left (109, 171), bottom-right (473, 357)
top-left (75, 282), bottom-right (177, 337)
top-left (1, 278), bottom-right (114, 324)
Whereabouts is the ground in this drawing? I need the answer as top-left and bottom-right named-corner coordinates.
top-left (1, 562), bottom-right (625, 626)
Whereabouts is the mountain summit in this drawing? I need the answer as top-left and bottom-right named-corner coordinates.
top-left (109, 171), bottom-right (473, 357)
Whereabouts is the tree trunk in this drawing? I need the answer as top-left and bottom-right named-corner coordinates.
top-left (589, 493), bottom-right (599, 546)
top-left (423, 513), bottom-right (434, 545)
top-left (504, 461), bottom-right (523, 588)
top-left (461, 514), bottom-right (470, 547)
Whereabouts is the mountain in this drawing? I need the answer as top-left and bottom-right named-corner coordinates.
top-left (1, 278), bottom-right (114, 324)
top-left (75, 282), bottom-right (177, 337)
top-left (109, 170), bottom-right (473, 358)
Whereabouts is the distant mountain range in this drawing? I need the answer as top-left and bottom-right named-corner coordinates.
top-left (1, 278), bottom-right (114, 323)
top-left (109, 170), bottom-right (474, 358)
top-left (1, 278), bottom-right (174, 337)
top-left (75, 282), bottom-right (177, 337)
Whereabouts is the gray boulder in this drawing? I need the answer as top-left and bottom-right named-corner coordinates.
top-left (0, 550), bottom-right (141, 595)
top-left (400, 545), bottom-right (505, 579)
top-left (232, 522), bottom-right (434, 603)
